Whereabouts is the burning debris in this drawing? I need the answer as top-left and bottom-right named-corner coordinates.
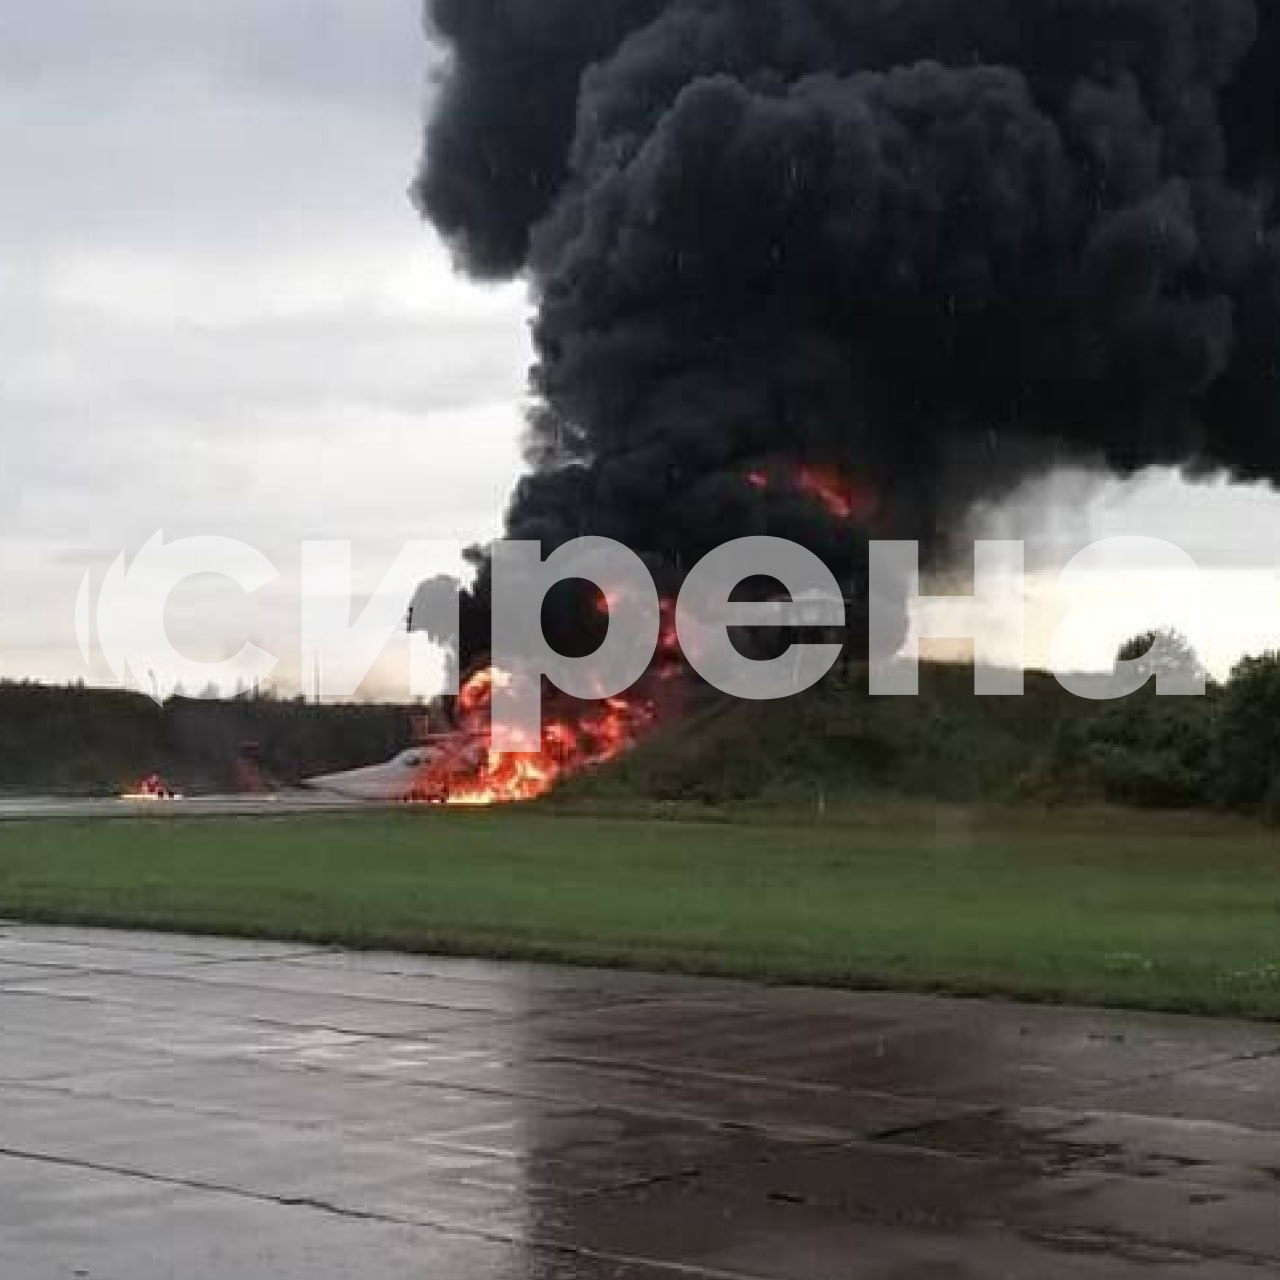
top-left (431, 666), bottom-right (658, 805)
top-left (411, 1), bottom-right (1280, 796)
top-left (415, 594), bottom-right (685, 805)
top-left (122, 773), bottom-right (182, 802)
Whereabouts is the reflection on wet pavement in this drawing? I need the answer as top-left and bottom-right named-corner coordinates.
top-left (0, 922), bottom-right (1276, 1278)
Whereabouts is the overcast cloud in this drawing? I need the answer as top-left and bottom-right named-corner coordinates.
top-left (2, 2), bottom-right (1280, 696)
top-left (0, 0), bottom-right (529, 692)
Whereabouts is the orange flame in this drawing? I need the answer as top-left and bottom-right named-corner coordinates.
top-left (794, 465), bottom-right (878, 522)
top-left (420, 667), bottom-right (662, 807)
top-left (746, 465), bottom-right (878, 523)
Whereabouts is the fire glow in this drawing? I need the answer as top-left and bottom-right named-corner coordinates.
top-left (121, 773), bottom-right (181, 802)
top-left (406, 466), bottom-right (875, 808)
top-left (412, 589), bottom-right (687, 806)
top-left (748, 466), bottom-right (878, 524)
top-left (418, 667), bottom-right (661, 807)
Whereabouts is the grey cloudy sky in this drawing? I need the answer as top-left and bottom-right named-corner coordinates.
top-left (2, 1), bottom-right (1279, 696)
top-left (0, 0), bottom-right (530, 692)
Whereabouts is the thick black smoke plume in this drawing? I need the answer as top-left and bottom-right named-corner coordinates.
top-left (416, 1), bottom-right (1280, 663)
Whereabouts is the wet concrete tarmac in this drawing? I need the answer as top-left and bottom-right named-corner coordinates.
top-left (0, 922), bottom-right (1276, 1279)
top-left (0, 794), bottom-right (364, 822)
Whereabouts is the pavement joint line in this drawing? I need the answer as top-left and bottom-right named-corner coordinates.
top-left (183, 1044), bottom-right (1280, 1147)
top-left (0, 1021), bottom-right (1113, 1148)
top-left (0, 961), bottom-right (297, 985)
top-left (0, 972), bottom-right (86, 989)
top-left (0, 1072), bottom-right (895, 1150)
top-left (527, 1050), bottom-right (976, 1103)
top-left (174, 948), bottom-right (338, 968)
top-left (1017, 1222), bottom-right (1277, 1271)
top-left (0, 923), bottom-right (309, 961)
top-left (1061, 1105), bottom-right (1280, 1139)
top-left (274, 952), bottom-right (744, 990)
top-left (0, 967), bottom-right (536, 1018)
top-left (383, 1065), bottom-right (947, 1137)
top-left (14, 1068), bottom-right (1277, 1214)
top-left (863, 1105), bottom-right (1001, 1145)
top-left (0, 983), bottom-right (525, 1041)
top-left (0, 1062), bottom-right (913, 1157)
top-left (0, 1144), bottom-right (773, 1280)
top-left (19, 1000), bottom-right (1276, 1144)
top-left (0, 967), bottom-right (694, 1035)
top-left (1076, 1041), bottom-right (1280, 1103)
top-left (1, 1077), bottom-right (370, 1131)
top-left (17, 960), bottom-right (696, 1022)
top-left (5, 1023), bottom-right (978, 1145)
top-left (10, 980), bottom-right (957, 1061)
top-left (9, 1141), bottom-right (1263, 1273)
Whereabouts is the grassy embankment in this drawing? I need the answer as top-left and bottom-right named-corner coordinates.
top-left (1, 806), bottom-right (1277, 1018)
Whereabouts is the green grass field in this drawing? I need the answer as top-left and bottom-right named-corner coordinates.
top-left (1, 807), bottom-right (1278, 1018)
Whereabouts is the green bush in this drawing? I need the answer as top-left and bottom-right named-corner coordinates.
top-left (1260, 776), bottom-right (1280, 828)
top-left (1208, 653), bottom-right (1280, 812)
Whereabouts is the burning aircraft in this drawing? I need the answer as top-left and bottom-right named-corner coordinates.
top-left (302, 739), bottom-right (485, 805)
top-left (304, 663), bottom-right (667, 807)
top-left (408, 1), bottom-right (1280, 800)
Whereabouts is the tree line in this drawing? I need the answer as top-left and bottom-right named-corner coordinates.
top-left (0, 683), bottom-right (417, 796)
top-left (1028, 630), bottom-right (1280, 820)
